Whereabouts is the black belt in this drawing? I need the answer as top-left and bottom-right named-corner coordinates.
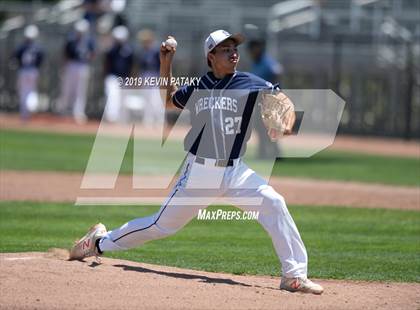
top-left (195, 156), bottom-right (235, 167)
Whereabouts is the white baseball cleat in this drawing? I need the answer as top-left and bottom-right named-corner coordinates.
top-left (69, 223), bottom-right (107, 261)
top-left (280, 276), bottom-right (324, 295)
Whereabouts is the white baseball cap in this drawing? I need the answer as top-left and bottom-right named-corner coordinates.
top-left (112, 25), bottom-right (129, 41)
top-left (24, 25), bottom-right (39, 39)
top-left (110, 0), bottom-right (126, 13)
top-left (204, 29), bottom-right (245, 57)
top-left (74, 19), bottom-right (89, 33)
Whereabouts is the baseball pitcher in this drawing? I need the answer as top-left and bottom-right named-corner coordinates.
top-left (70, 29), bottom-right (323, 295)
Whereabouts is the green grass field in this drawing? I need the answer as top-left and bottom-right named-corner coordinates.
top-left (1, 129), bottom-right (418, 186)
top-left (0, 201), bottom-right (419, 282)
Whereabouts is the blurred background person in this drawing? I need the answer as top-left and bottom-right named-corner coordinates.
top-left (82, 0), bottom-right (104, 26)
top-left (95, 0), bottom-right (128, 37)
top-left (56, 19), bottom-right (95, 123)
top-left (103, 25), bottom-right (134, 123)
top-left (13, 25), bottom-right (44, 121)
top-left (137, 29), bottom-right (164, 128)
top-left (107, 0), bottom-right (128, 28)
top-left (248, 38), bottom-right (284, 159)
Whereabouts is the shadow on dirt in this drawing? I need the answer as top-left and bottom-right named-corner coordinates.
top-left (114, 264), bottom-right (254, 287)
top-left (113, 263), bottom-right (280, 291)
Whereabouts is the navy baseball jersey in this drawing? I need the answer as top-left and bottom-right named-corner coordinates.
top-left (138, 46), bottom-right (160, 75)
top-left (64, 33), bottom-right (95, 63)
top-left (105, 43), bottom-right (134, 77)
top-left (173, 71), bottom-right (279, 159)
top-left (14, 42), bottom-right (43, 70)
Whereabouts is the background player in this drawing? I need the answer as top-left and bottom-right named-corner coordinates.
top-left (56, 19), bottom-right (95, 123)
top-left (103, 25), bottom-right (134, 123)
top-left (13, 25), bottom-right (44, 120)
top-left (70, 29), bottom-right (324, 295)
top-left (247, 38), bottom-right (283, 159)
top-left (137, 29), bottom-right (164, 128)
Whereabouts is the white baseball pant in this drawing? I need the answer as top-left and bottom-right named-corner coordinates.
top-left (140, 72), bottom-right (164, 128)
top-left (99, 153), bottom-right (308, 277)
top-left (57, 61), bottom-right (90, 121)
top-left (103, 75), bottom-right (129, 123)
top-left (17, 68), bottom-right (39, 119)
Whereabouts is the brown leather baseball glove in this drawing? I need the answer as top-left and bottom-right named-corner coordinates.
top-left (260, 92), bottom-right (296, 141)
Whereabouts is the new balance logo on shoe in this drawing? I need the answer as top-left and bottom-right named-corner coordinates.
top-left (69, 223), bottom-right (107, 261)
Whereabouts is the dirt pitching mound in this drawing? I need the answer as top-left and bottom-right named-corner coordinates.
top-left (1, 252), bottom-right (419, 310)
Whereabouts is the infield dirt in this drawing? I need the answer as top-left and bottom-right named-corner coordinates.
top-left (1, 170), bottom-right (418, 210)
top-left (1, 251), bottom-right (419, 310)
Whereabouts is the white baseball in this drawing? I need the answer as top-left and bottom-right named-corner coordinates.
top-left (165, 38), bottom-right (177, 49)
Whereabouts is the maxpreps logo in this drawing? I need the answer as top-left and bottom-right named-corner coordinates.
top-left (197, 209), bottom-right (259, 221)
top-left (77, 89), bottom-right (345, 206)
